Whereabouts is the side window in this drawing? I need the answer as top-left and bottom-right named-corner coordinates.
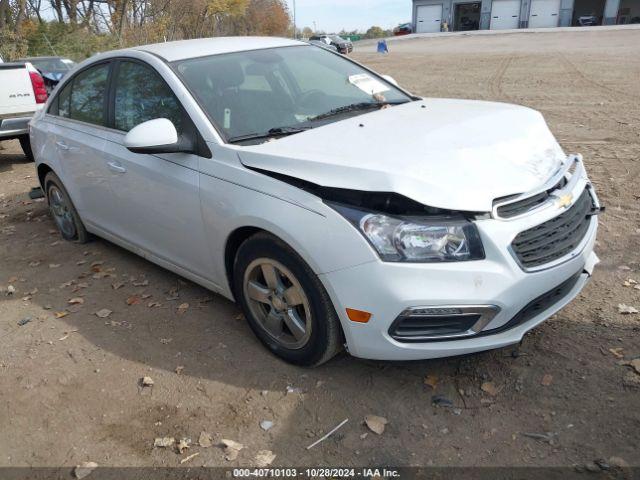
top-left (48, 81), bottom-right (71, 117)
top-left (69, 63), bottom-right (109, 126)
top-left (114, 61), bottom-right (183, 133)
top-left (58, 82), bottom-right (71, 118)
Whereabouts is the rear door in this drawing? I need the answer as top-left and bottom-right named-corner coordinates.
top-left (100, 59), bottom-right (211, 278)
top-left (490, 0), bottom-right (521, 29)
top-left (45, 62), bottom-right (115, 231)
top-left (528, 0), bottom-right (560, 28)
top-left (416, 4), bottom-right (443, 33)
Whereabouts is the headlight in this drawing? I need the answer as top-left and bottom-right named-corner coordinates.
top-left (331, 204), bottom-right (484, 263)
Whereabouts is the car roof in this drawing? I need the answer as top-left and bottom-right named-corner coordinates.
top-left (130, 36), bottom-right (306, 62)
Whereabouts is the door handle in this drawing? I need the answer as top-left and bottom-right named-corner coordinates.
top-left (56, 141), bottom-right (70, 150)
top-left (107, 161), bottom-right (127, 173)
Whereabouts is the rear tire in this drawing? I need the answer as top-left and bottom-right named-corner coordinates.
top-left (234, 232), bottom-right (342, 367)
top-left (19, 135), bottom-right (34, 162)
top-left (44, 172), bottom-right (90, 244)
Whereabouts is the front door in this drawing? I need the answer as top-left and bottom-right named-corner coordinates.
top-left (101, 60), bottom-right (212, 279)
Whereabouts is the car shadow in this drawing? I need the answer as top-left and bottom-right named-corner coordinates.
top-left (0, 146), bottom-right (31, 173)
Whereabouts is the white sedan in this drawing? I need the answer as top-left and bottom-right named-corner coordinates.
top-left (29, 37), bottom-right (600, 366)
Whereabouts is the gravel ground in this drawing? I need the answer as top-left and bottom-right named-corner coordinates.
top-left (0, 28), bottom-right (639, 472)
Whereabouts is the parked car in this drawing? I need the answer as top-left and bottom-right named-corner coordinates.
top-left (0, 61), bottom-right (47, 159)
top-left (17, 56), bottom-right (76, 94)
top-left (30, 37), bottom-right (600, 366)
top-left (308, 40), bottom-right (339, 53)
top-left (393, 23), bottom-right (413, 36)
top-left (577, 15), bottom-right (599, 26)
top-left (309, 35), bottom-right (353, 54)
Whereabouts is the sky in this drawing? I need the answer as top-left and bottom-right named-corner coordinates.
top-left (284, 0), bottom-right (411, 33)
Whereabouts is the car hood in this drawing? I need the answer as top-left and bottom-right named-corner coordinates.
top-left (237, 98), bottom-right (567, 212)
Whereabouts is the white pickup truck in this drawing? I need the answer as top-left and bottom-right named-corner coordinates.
top-left (0, 61), bottom-right (48, 160)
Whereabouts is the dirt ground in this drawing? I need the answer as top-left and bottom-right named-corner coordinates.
top-left (1, 28), bottom-right (639, 472)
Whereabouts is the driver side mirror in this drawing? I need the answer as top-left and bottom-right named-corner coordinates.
top-left (124, 118), bottom-right (194, 155)
top-left (381, 74), bottom-right (399, 87)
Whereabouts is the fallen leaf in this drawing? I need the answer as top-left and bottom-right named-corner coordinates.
top-left (141, 376), bottom-right (154, 387)
top-left (74, 461), bottom-right (98, 479)
top-left (112, 282), bottom-right (125, 290)
top-left (180, 452), bottom-right (199, 464)
top-left (76, 260), bottom-right (87, 266)
top-left (176, 438), bottom-right (190, 454)
top-left (29, 261), bottom-right (40, 267)
top-left (424, 375), bottom-right (439, 389)
top-left (95, 309), bottom-right (112, 318)
top-left (618, 304), bottom-right (639, 314)
top-left (177, 303), bottom-right (189, 314)
top-left (68, 297), bottom-right (85, 305)
top-left (255, 450), bottom-right (276, 467)
top-left (609, 347), bottom-right (624, 359)
top-left (49, 264), bottom-right (61, 269)
top-left (160, 338), bottom-right (172, 344)
top-left (481, 381), bottom-right (499, 396)
top-left (198, 431), bottom-right (213, 448)
top-left (630, 359), bottom-right (640, 375)
top-left (364, 415), bottom-right (388, 435)
top-left (541, 374), bottom-right (553, 386)
top-left (220, 439), bottom-right (244, 461)
top-left (133, 279), bottom-right (149, 287)
top-left (148, 302), bottom-right (162, 308)
top-left (154, 437), bottom-right (175, 448)
top-left (54, 311), bottom-right (69, 319)
top-left (126, 296), bottom-right (141, 306)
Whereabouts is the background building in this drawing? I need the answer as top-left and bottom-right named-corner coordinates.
top-left (412, 0), bottom-right (639, 32)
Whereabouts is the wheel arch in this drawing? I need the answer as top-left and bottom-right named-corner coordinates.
top-left (37, 163), bottom-right (54, 190)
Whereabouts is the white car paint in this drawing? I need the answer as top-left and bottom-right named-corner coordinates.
top-left (29, 37), bottom-right (599, 362)
top-left (0, 62), bottom-right (44, 140)
top-left (239, 98), bottom-right (565, 212)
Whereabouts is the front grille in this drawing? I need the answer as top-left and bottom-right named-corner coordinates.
top-left (496, 177), bottom-right (567, 219)
top-left (479, 272), bottom-right (582, 336)
top-left (511, 188), bottom-right (593, 269)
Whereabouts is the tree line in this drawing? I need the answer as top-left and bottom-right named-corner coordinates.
top-left (0, 0), bottom-right (291, 60)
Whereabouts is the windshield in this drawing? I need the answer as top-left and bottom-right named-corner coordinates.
top-left (330, 35), bottom-right (346, 42)
top-left (174, 45), bottom-right (411, 143)
top-left (28, 58), bottom-right (75, 73)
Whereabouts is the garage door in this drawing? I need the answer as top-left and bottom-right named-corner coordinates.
top-left (490, 0), bottom-right (521, 29)
top-left (528, 0), bottom-right (560, 28)
top-left (416, 4), bottom-right (443, 33)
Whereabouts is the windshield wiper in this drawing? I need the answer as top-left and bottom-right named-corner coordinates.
top-left (228, 126), bottom-right (312, 144)
top-left (310, 101), bottom-right (408, 122)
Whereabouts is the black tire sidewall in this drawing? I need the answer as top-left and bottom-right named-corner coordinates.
top-left (44, 172), bottom-right (88, 243)
top-left (234, 234), bottom-right (338, 366)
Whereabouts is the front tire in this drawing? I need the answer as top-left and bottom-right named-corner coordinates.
top-left (44, 172), bottom-right (90, 243)
top-left (234, 233), bottom-right (342, 367)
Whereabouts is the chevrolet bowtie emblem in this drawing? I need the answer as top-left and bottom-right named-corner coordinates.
top-left (556, 193), bottom-right (573, 209)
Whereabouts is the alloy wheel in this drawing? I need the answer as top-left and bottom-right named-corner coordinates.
top-left (48, 185), bottom-right (76, 238)
top-left (243, 258), bottom-right (312, 349)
